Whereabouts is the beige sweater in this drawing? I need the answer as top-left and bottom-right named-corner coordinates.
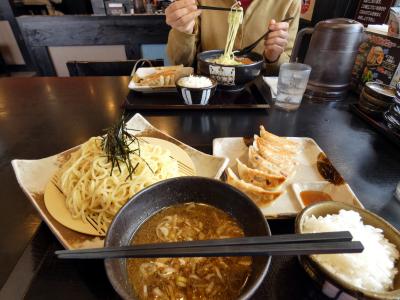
top-left (166, 0), bottom-right (301, 75)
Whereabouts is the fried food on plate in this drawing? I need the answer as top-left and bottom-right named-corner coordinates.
top-left (259, 125), bottom-right (300, 153)
top-left (226, 168), bottom-right (283, 208)
top-left (253, 137), bottom-right (298, 175)
top-left (225, 126), bottom-right (300, 208)
top-left (137, 69), bottom-right (176, 86)
top-left (236, 159), bottom-right (285, 190)
top-left (254, 134), bottom-right (297, 157)
top-left (132, 65), bottom-right (193, 87)
top-left (248, 146), bottom-right (293, 178)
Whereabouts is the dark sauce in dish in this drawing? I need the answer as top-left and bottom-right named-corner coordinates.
top-left (316, 153), bottom-right (344, 185)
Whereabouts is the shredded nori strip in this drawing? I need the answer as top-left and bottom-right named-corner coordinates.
top-left (101, 115), bottom-right (154, 180)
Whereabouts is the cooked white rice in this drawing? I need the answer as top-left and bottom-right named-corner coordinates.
top-left (178, 75), bottom-right (212, 88)
top-left (303, 209), bottom-right (399, 292)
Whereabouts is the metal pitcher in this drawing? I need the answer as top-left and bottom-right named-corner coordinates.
top-left (291, 18), bottom-right (364, 101)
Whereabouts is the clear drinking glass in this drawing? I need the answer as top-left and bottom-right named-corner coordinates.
top-left (275, 63), bottom-right (312, 111)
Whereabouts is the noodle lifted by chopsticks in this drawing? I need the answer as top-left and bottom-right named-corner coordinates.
top-left (213, 2), bottom-right (243, 66)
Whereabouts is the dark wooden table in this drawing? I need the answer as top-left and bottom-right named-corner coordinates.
top-left (0, 76), bottom-right (399, 299)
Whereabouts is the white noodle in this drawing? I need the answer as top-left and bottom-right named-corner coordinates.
top-left (213, 2), bottom-right (243, 66)
top-left (58, 137), bottom-right (179, 230)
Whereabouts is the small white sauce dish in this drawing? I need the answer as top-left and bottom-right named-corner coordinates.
top-left (291, 181), bottom-right (361, 209)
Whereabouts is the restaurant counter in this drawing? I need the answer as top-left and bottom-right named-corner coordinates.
top-left (0, 76), bottom-right (399, 299)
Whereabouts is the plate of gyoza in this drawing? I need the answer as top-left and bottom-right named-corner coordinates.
top-left (213, 126), bottom-right (364, 218)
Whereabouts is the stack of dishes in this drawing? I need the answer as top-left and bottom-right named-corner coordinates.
top-left (358, 82), bottom-right (395, 117)
top-left (383, 82), bottom-right (400, 133)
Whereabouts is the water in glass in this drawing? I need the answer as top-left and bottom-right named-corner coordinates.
top-left (275, 63), bottom-right (311, 111)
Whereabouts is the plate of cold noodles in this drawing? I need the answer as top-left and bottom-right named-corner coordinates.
top-left (44, 129), bottom-right (196, 236)
top-left (12, 113), bottom-right (229, 250)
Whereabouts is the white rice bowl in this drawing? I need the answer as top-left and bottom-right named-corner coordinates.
top-left (303, 209), bottom-right (399, 293)
top-left (177, 75), bottom-right (213, 89)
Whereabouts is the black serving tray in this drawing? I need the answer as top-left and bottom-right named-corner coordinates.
top-left (351, 103), bottom-right (400, 148)
top-left (122, 76), bottom-right (272, 110)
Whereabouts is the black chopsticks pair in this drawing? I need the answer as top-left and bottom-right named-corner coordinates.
top-left (55, 231), bottom-right (363, 259)
top-left (197, 5), bottom-right (232, 11)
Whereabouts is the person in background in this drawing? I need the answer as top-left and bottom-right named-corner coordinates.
top-left (165, 0), bottom-right (300, 75)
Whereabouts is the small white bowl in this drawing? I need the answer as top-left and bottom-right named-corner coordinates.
top-left (175, 76), bottom-right (217, 105)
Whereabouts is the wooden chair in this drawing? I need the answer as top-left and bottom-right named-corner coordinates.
top-left (66, 59), bottom-right (164, 77)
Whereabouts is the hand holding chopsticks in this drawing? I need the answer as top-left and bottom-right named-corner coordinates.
top-left (55, 231), bottom-right (363, 259)
top-left (235, 17), bottom-right (295, 57)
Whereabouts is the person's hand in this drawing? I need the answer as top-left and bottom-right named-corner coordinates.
top-left (264, 19), bottom-right (289, 63)
top-left (166, 0), bottom-right (201, 34)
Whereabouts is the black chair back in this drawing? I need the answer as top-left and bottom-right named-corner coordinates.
top-left (66, 59), bottom-right (164, 77)
top-left (14, 4), bottom-right (49, 15)
top-left (0, 53), bottom-right (8, 76)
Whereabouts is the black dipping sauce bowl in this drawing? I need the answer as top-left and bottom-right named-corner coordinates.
top-left (175, 76), bottom-right (217, 105)
top-left (105, 177), bottom-right (271, 300)
top-left (197, 50), bottom-right (264, 92)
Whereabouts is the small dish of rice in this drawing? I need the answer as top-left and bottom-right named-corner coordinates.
top-left (177, 75), bottom-right (214, 89)
top-left (303, 209), bottom-right (399, 293)
top-left (175, 75), bottom-right (217, 105)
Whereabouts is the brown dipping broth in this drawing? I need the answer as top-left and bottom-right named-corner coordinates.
top-left (234, 57), bottom-right (254, 65)
top-left (300, 190), bottom-right (333, 206)
top-left (206, 56), bottom-right (254, 65)
top-left (127, 203), bottom-right (252, 300)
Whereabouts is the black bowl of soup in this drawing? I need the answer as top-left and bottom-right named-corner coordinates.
top-left (197, 50), bottom-right (264, 92)
top-left (105, 176), bottom-right (271, 300)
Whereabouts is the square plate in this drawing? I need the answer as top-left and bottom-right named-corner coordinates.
top-left (12, 114), bottom-right (229, 249)
top-left (128, 67), bottom-right (193, 93)
top-left (213, 137), bottom-right (364, 219)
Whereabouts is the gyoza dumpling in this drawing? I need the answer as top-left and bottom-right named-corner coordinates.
top-left (248, 146), bottom-right (290, 177)
top-left (254, 134), bottom-right (297, 158)
top-left (226, 168), bottom-right (283, 207)
top-left (259, 126), bottom-right (300, 153)
top-left (140, 70), bottom-right (176, 86)
top-left (253, 137), bottom-right (298, 173)
top-left (236, 159), bottom-right (286, 190)
top-left (164, 75), bottom-right (175, 86)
